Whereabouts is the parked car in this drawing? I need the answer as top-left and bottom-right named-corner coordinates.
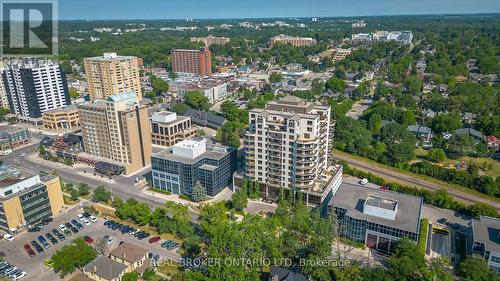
top-left (12, 271), bottom-right (26, 280)
top-left (161, 240), bottom-right (174, 248)
top-left (43, 259), bottom-right (54, 268)
top-left (23, 244), bottom-right (36, 257)
top-left (166, 242), bottom-right (180, 250)
top-left (37, 235), bottom-right (50, 248)
top-left (31, 241), bottom-right (44, 253)
top-left (437, 218), bottom-right (447, 225)
top-left (148, 236), bottom-right (161, 244)
top-left (3, 233), bottom-right (14, 241)
top-left (46, 233), bottom-right (58, 244)
top-left (80, 217), bottom-right (90, 226)
top-left (52, 229), bottom-right (66, 241)
top-left (89, 216), bottom-right (98, 223)
top-left (83, 235), bottom-right (94, 244)
top-left (63, 228), bottom-right (72, 236)
top-left (360, 178), bottom-right (369, 185)
top-left (59, 224), bottom-right (67, 232)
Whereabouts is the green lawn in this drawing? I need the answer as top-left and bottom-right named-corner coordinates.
top-left (441, 156), bottom-right (500, 179)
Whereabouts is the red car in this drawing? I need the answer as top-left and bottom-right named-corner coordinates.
top-left (83, 235), bottom-right (94, 244)
top-left (24, 243), bottom-right (36, 257)
top-left (148, 236), bottom-right (161, 244)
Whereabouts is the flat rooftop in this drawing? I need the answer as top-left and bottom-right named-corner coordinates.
top-left (331, 183), bottom-right (423, 233)
top-left (153, 140), bottom-right (233, 165)
top-left (365, 195), bottom-right (398, 211)
top-left (472, 216), bottom-right (500, 253)
top-left (43, 105), bottom-right (78, 114)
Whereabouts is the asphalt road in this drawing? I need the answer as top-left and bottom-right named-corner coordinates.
top-left (333, 153), bottom-right (500, 211)
top-left (2, 142), bottom-right (200, 221)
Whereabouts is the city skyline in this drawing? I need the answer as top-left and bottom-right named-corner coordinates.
top-left (59, 0), bottom-right (500, 20)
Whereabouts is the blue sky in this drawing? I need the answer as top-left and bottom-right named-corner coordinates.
top-left (59, 0), bottom-right (500, 20)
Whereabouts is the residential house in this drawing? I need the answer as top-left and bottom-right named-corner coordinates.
top-left (82, 256), bottom-right (127, 281)
top-left (109, 242), bottom-right (150, 274)
top-left (407, 125), bottom-right (434, 147)
top-left (455, 128), bottom-right (484, 143)
top-left (268, 267), bottom-right (309, 281)
top-left (487, 136), bottom-right (500, 151)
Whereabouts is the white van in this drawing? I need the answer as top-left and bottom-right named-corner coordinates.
top-left (3, 233), bottom-right (14, 241)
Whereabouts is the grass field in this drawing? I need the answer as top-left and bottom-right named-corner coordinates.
top-left (415, 148), bottom-right (500, 178)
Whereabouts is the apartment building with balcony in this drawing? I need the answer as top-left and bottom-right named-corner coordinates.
top-left (242, 96), bottom-right (341, 209)
top-left (171, 48), bottom-right (212, 77)
top-left (150, 111), bottom-right (196, 147)
top-left (472, 216), bottom-right (500, 273)
top-left (0, 166), bottom-right (64, 232)
top-left (269, 34), bottom-right (317, 47)
top-left (42, 105), bottom-right (80, 132)
top-left (84, 53), bottom-right (142, 100)
top-left (78, 92), bottom-right (152, 175)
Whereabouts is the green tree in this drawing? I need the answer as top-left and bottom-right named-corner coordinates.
top-left (172, 103), bottom-right (189, 115)
top-left (457, 256), bottom-right (498, 281)
top-left (69, 188), bottom-right (78, 201)
top-left (368, 113), bottom-right (382, 134)
top-left (400, 110), bottom-right (416, 127)
top-left (68, 88), bottom-right (79, 99)
top-left (151, 76), bottom-right (169, 94)
top-left (467, 203), bottom-right (498, 219)
top-left (92, 186), bottom-right (111, 203)
top-left (427, 148), bottom-right (446, 163)
top-left (122, 271), bottom-right (139, 281)
top-left (192, 181), bottom-right (207, 202)
top-left (334, 117), bottom-right (372, 155)
top-left (185, 91), bottom-right (209, 111)
top-left (432, 112), bottom-right (462, 133)
top-left (142, 269), bottom-right (156, 281)
top-left (183, 235), bottom-right (202, 257)
top-left (232, 190), bottom-right (248, 212)
top-left (325, 77), bottom-right (347, 92)
top-left (269, 72), bottom-right (283, 84)
top-left (78, 183), bottom-right (90, 196)
top-left (51, 238), bottom-right (97, 277)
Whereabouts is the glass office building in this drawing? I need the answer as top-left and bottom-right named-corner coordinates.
top-left (330, 183), bottom-right (423, 253)
top-left (151, 138), bottom-right (237, 197)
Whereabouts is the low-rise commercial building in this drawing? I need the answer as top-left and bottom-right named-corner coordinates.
top-left (151, 111), bottom-right (196, 147)
top-left (173, 79), bottom-right (228, 105)
top-left (191, 35), bottom-right (230, 46)
top-left (0, 166), bottom-right (64, 232)
top-left (151, 138), bottom-right (237, 197)
top-left (0, 128), bottom-right (31, 148)
top-left (472, 216), bottom-right (500, 273)
top-left (42, 105), bottom-right (80, 132)
top-left (269, 34), bottom-right (317, 47)
top-left (350, 31), bottom-right (413, 45)
top-left (329, 183), bottom-right (423, 253)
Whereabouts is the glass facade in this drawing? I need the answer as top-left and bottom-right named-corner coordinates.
top-left (335, 206), bottom-right (418, 253)
top-left (151, 148), bottom-right (237, 197)
top-left (19, 185), bottom-right (52, 225)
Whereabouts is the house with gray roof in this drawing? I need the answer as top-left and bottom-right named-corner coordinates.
top-left (455, 128), bottom-right (484, 143)
top-left (82, 256), bottom-right (127, 281)
top-left (407, 125), bottom-right (434, 147)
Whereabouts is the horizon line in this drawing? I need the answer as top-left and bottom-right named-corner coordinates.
top-left (57, 12), bottom-right (500, 22)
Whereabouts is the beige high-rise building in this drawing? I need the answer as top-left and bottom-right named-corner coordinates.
top-left (84, 53), bottom-right (141, 101)
top-left (190, 35), bottom-right (230, 47)
top-left (78, 92), bottom-right (151, 174)
top-left (243, 96), bottom-right (342, 208)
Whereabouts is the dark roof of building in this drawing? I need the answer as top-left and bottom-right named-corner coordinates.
top-left (183, 108), bottom-right (226, 128)
top-left (330, 182), bottom-right (423, 233)
top-left (455, 128), bottom-right (484, 139)
top-left (268, 267), bottom-right (309, 281)
top-left (82, 256), bottom-right (127, 280)
top-left (472, 216), bottom-right (500, 253)
top-left (109, 241), bottom-right (148, 263)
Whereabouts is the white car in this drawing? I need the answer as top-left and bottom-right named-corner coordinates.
top-left (360, 178), bottom-right (369, 185)
top-left (89, 216), bottom-right (97, 223)
top-left (80, 217), bottom-right (90, 226)
top-left (59, 224), bottom-right (67, 231)
top-left (106, 236), bottom-right (115, 244)
top-left (3, 233), bottom-right (14, 241)
top-left (12, 271), bottom-right (27, 280)
top-left (77, 214), bottom-right (84, 219)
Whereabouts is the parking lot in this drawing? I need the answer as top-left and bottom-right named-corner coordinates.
top-left (0, 205), bottom-right (181, 281)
